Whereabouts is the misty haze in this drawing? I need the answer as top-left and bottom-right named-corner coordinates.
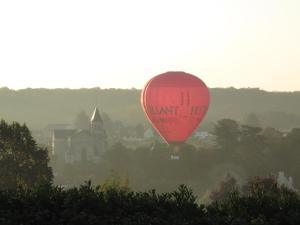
top-left (0, 0), bottom-right (300, 224)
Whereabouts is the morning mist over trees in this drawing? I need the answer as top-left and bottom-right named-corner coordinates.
top-left (0, 86), bottom-right (300, 224)
top-left (1, 86), bottom-right (299, 189)
top-left (1, 87), bottom-right (300, 130)
top-left (1, 0), bottom-right (300, 223)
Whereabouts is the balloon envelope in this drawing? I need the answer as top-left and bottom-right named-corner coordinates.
top-left (141, 71), bottom-right (210, 143)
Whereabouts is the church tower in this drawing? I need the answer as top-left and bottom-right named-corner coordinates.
top-left (90, 107), bottom-right (104, 136)
top-left (90, 107), bottom-right (107, 160)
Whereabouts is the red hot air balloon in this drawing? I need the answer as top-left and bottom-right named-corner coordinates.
top-left (141, 71), bottom-right (210, 144)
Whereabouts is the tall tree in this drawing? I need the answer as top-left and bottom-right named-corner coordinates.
top-left (283, 128), bottom-right (300, 187)
top-left (0, 120), bottom-right (53, 189)
top-left (213, 119), bottom-right (240, 151)
top-left (243, 112), bottom-right (261, 128)
top-left (239, 125), bottom-right (265, 151)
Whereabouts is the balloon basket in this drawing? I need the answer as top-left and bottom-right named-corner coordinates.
top-left (169, 142), bottom-right (183, 160)
top-left (170, 154), bottom-right (180, 160)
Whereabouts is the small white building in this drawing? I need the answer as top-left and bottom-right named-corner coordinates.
top-left (194, 131), bottom-right (210, 139)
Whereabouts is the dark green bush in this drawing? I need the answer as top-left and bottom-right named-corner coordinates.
top-left (208, 178), bottom-right (300, 225)
top-left (0, 183), bottom-right (208, 225)
top-left (0, 180), bottom-right (298, 225)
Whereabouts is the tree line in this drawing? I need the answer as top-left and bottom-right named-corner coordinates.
top-left (1, 87), bottom-right (300, 130)
top-left (0, 178), bottom-right (299, 225)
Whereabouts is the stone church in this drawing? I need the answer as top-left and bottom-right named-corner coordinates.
top-left (52, 108), bottom-right (107, 164)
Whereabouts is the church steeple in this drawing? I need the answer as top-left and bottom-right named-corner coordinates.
top-left (90, 107), bottom-right (103, 134)
top-left (91, 107), bottom-right (103, 124)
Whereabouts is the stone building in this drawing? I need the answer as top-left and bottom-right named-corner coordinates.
top-left (52, 107), bottom-right (107, 164)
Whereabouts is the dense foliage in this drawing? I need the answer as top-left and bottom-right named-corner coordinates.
top-left (54, 119), bottom-right (300, 194)
top-left (208, 176), bottom-right (300, 225)
top-left (0, 118), bottom-right (299, 223)
top-left (0, 120), bottom-right (52, 189)
top-left (0, 179), bottom-right (298, 225)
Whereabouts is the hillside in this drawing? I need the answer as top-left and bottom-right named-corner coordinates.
top-left (0, 87), bottom-right (300, 130)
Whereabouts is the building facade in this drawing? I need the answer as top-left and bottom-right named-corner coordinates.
top-left (52, 108), bottom-right (107, 164)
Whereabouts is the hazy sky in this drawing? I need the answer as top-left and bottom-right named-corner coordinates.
top-left (0, 0), bottom-right (299, 91)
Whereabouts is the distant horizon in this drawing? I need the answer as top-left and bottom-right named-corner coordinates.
top-left (1, 1), bottom-right (300, 93)
top-left (1, 85), bottom-right (299, 93)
